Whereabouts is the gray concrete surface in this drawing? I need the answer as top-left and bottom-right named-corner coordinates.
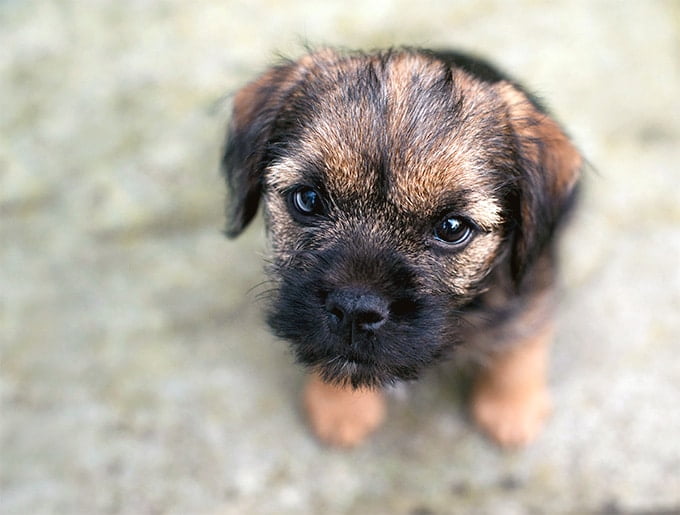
top-left (2, 1), bottom-right (679, 514)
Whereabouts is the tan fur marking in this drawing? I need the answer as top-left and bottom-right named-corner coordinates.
top-left (264, 157), bottom-right (305, 192)
top-left (303, 372), bottom-right (386, 448)
top-left (498, 82), bottom-right (582, 194)
top-left (459, 192), bottom-right (503, 230)
top-left (471, 320), bottom-right (553, 447)
top-left (231, 70), bottom-right (276, 129)
top-left (232, 66), bottom-right (298, 130)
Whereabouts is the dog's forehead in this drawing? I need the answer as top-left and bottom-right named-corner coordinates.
top-left (267, 53), bottom-right (509, 225)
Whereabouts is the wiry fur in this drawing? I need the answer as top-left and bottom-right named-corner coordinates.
top-left (222, 47), bottom-right (581, 390)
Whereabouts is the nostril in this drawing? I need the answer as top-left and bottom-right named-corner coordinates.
top-left (355, 308), bottom-right (387, 331)
top-left (325, 296), bottom-right (346, 330)
top-left (328, 305), bottom-right (345, 323)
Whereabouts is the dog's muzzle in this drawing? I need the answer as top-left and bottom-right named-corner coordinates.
top-left (266, 243), bottom-right (455, 387)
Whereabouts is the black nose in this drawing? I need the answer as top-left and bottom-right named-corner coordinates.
top-left (325, 289), bottom-right (389, 334)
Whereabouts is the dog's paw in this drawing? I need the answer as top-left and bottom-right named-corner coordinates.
top-left (471, 384), bottom-right (552, 448)
top-left (303, 374), bottom-right (386, 448)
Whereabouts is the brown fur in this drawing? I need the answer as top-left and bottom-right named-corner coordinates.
top-left (222, 48), bottom-right (581, 447)
top-left (471, 322), bottom-right (553, 447)
top-left (304, 372), bottom-right (386, 448)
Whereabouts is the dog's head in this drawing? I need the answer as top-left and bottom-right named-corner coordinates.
top-left (222, 49), bottom-right (581, 388)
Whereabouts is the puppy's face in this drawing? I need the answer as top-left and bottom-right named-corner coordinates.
top-left (223, 49), bottom-right (581, 388)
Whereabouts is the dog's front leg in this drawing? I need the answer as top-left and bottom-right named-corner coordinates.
top-left (303, 373), bottom-right (386, 447)
top-left (471, 322), bottom-right (553, 448)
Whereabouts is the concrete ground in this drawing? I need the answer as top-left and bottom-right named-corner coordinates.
top-left (2, 1), bottom-right (679, 514)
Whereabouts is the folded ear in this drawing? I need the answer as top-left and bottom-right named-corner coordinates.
top-left (498, 82), bottom-right (582, 283)
top-left (221, 61), bottom-right (300, 238)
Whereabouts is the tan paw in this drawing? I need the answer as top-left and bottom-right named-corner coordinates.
top-left (303, 374), bottom-right (386, 448)
top-left (471, 386), bottom-right (552, 448)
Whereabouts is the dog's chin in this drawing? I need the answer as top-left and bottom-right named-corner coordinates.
top-left (315, 358), bottom-right (387, 389)
top-left (286, 332), bottom-right (444, 389)
top-left (306, 354), bottom-right (415, 390)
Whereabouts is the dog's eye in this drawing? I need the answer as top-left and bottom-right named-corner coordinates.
top-left (290, 186), bottom-right (323, 217)
top-left (433, 215), bottom-right (473, 246)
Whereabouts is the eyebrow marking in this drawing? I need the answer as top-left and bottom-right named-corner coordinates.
top-left (264, 157), bottom-right (320, 193)
top-left (454, 192), bottom-right (502, 231)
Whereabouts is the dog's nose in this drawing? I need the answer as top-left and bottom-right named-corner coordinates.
top-left (325, 289), bottom-right (389, 334)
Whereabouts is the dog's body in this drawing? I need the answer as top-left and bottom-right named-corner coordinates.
top-left (222, 48), bottom-right (581, 447)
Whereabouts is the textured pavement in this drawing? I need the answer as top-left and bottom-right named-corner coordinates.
top-left (2, 1), bottom-right (680, 514)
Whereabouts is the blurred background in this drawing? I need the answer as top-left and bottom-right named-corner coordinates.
top-left (1, 1), bottom-right (679, 514)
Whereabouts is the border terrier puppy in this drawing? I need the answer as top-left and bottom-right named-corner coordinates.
top-left (222, 48), bottom-right (581, 448)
